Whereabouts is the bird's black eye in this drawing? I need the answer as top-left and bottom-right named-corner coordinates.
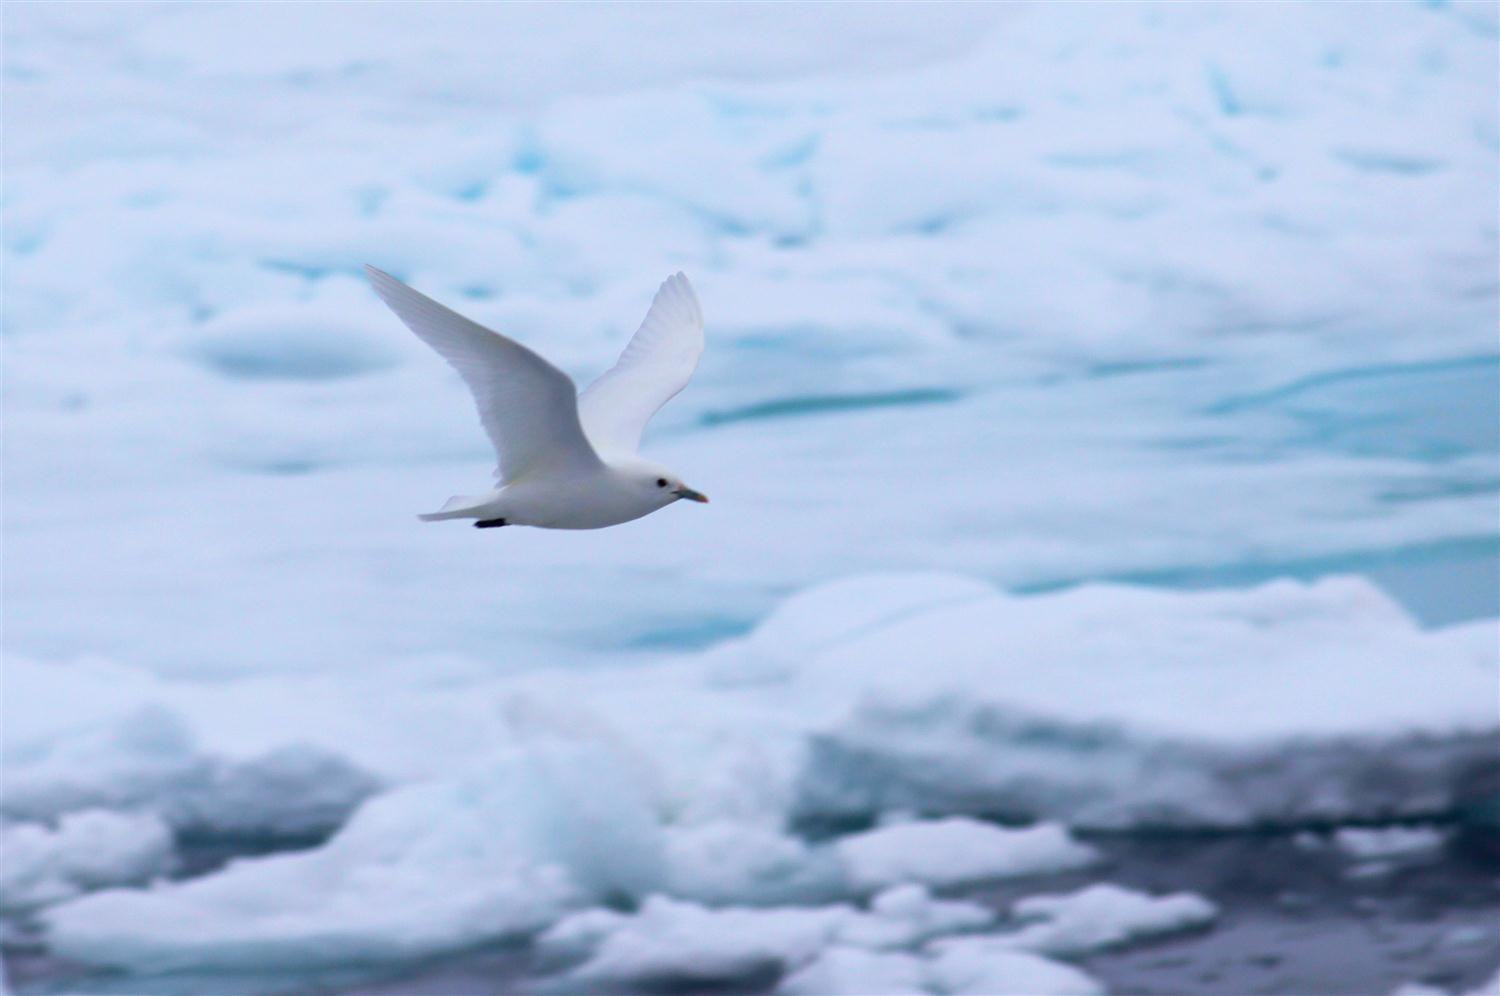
top-left (656, 478), bottom-right (669, 488)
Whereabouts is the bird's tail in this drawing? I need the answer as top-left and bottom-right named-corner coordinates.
top-left (418, 493), bottom-right (497, 522)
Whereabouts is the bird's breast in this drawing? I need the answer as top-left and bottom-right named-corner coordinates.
top-left (503, 473), bottom-right (660, 530)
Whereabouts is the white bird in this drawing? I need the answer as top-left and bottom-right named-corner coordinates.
top-left (366, 266), bottom-right (709, 530)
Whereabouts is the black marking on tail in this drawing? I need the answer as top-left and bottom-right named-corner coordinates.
top-left (475, 518), bottom-right (508, 529)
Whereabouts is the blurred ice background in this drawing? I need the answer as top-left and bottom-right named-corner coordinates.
top-left (2, 2), bottom-right (1497, 994)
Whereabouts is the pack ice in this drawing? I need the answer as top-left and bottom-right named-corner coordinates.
top-left (7, 572), bottom-right (1492, 986)
top-left (3, 0), bottom-right (1497, 992)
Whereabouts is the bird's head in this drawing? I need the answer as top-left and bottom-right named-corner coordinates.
top-left (621, 459), bottom-right (709, 507)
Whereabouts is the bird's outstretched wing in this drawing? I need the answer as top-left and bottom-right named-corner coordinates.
top-left (366, 266), bottom-right (602, 483)
top-left (578, 272), bottom-right (704, 455)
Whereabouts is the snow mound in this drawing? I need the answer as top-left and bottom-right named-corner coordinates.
top-left (777, 946), bottom-right (929, 995)
top-left (547, 896), bottom-right (849, 988)
top-left (1335, 825), bottom-right (1448, 861)
top-left (43, 742), bottom-right (664, 973)
top-left (1004, 883), bottom-right (1218, 956)
top-left (722, 572), bottom-right (995, 678)
top-left (664, 820), bottom-right (843, 905)
top-left (2, 669), bottom-right (379, 839)
top-left (14, 571), bottom-right (1497, 976)
top-left (546, 885), bottom-right (1020, 993)
top-left (779, 936), bottom-right (1106, 996)
top-left (839, 884), bottom-right (995, 950)
top-left (1, 810), bottom-right (173, 913)
top-left (1393, 968), bottom-right (1500, 996)
top-left (793, 576), bottom-right (1499, 829)
top-left (923, 938), bottom-right (1105, 996)
top-left (835, 818), bottom-right (1098, 890)
top-left (187, 299), bottom-right (401, 381)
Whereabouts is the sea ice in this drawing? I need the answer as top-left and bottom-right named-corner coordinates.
top-left (1393, 968), bottom-right (1500, 996)
top-left (44, 742), bottom-right (664, 972)
top-left (776, 946), bottom-right (929, 995)
top-left (4, 0), bottom-right (1496, 677)
top-left (2, 657), bottom-right (380, 838)
top-left (834, 818), bottom-right (1098, 891)
top-left (777, 931), bottom-right (1110, 995)
top-left (2, 1), bottom-right (1497, 987)
top-left (547, 886), bottom-right (1006, 992)
top-left (663, 819), bottom-right (843, 905)
top-left (551, 896), bottom-right (850, 987)
top-left (1335, 825), bottom-right (1448, 861)
top-left (923, 938), bottom-right (1104, 996)
top-left (1002, 882), bottom-right (1218, 956)
top-left (18, 570), bottom-right (1500, 974)
top-left (0, 810), bottom-right (173, 913)
top-left (794, 576), bottom-right (1499, 828)
top-left (837, 884), bottom-right (995, 950)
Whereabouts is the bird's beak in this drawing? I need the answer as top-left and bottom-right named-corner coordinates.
top-left (673, 486), bottom-right (709, 504)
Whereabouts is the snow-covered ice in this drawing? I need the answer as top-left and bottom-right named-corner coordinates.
top-left (834, 818), bottom-right (1099, 891)
top-left (777, 946), bottom-right (931, 996)
top-left (4, 0), bottom-right (1497, 990)
top-left (923, 939), bottom-right (1105, 996)
top-left (1393, 968), bottom-right (1500, 996)
top-left (0, 811), bottom-right (173, 914)
top-left (5, 0), bottom-right (1497, 673)
top-left (1001, 883), bottom-right (1218, 956)
top-left (45, 743), bottom-right (663, 973)
top-left (19, 571), bottom-right (1494, 979)
top-left (544, 897), bottom-right (851, 988)
top-left (542, 887), bottom-right (1101, 995)
top-left (1335, 825), bottom-right (1449, 861)
top-left (2, 658), bottom-right (380, 837)
top-left (794, 576), bottom-right (1499, 829)
top-left (777, 940), bottom-right (1105, 996)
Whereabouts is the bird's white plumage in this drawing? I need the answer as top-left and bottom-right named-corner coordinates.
top-left (365, 266), bottom-right (708, 530)
top-left (578, 272), bottom-right (705, 455)
top-left (365, 266), bottom-right (603, 484)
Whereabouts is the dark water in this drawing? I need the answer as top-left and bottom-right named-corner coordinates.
top-left (1041, 832), bottom-right (1500, 996)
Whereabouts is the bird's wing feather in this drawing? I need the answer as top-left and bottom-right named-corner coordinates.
top-left (578, 272), bottom-right (704, 455)
top-left (365, 266), bottom-right (602, 483)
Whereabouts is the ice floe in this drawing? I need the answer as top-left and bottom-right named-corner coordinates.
top-left (834, 818), bottom-right (1098, 891)
top-left (792, 576), bottom-right (1499, 829)
top-left (542, 885), bottom-right (1097, 994)
top-left (3, 659), bottom-right (380, 838)
top-left (1001, 883), bottom-right (1218, 956)
top-left (0, 810), bottom-right (173, 914)
top-left (44, 742), bottom-right (663, 972)
top-left (3, 0), bottom-right (1497, 988)
top-left (1335, 825), bottom-right (1449, 861)
top-left (14, 569), bottom-right (1496, 972)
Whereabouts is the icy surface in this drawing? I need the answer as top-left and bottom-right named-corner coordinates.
top-left (1003, 883), bottom-right (1219, 956)
top-left (542, 886), bottom-right (1100, 994)
top-left (45, 744), bottom-right (664, 972)
top-left (1335, 826), bottom-right (1449, 861)
top-left (3, 658), bottom-right (380, 838)
top-left (5, 0), bottom-right (1497, 675)
top-left (794, 576), bottom-right (1499, 828)
top-left (664, 820), bottom-right (843, 906)
top-left (0, 811), bottom-right (173, 914)
top-left (777, 946), bottom-right (929, 996)
top-left (777, 937), bottom-right (1110, 995)
top-left (924, 938), bottom-right (1106, 996)
top-left (546, 897), bottom-right (850, 987)
top-left (4, 0), bottom-right (1498, 989)
top-left (835, 819), bottom-right (1099, 890)
top-left (1394, 969), bottom-right (1500, 996)
top-left (22, 573), bottom-right (1500, 973)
